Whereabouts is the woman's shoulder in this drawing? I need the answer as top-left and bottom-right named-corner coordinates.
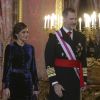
top-left (25, 43), bottom-right (34, 50)
top-left (6, 43), bottom-right (14, 49)
top-left (4, 43), bottom-right (15, 53)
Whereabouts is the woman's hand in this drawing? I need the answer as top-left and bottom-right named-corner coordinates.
top-left (3, 88), bottom-right (10, 99)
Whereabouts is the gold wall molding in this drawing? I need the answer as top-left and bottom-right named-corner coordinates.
top-left (18, 0), bottom-right (23, 22)
top-left (55, 0), bottom-right (64, 29)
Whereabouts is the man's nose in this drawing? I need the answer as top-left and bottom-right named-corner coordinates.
top-left (73, 19), bottom-right (76, 22)
top-left (72, 20), bottom-right (76, 24)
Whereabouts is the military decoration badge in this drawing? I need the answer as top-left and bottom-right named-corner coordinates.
top-left (76, 43), bottom-right (83, 58)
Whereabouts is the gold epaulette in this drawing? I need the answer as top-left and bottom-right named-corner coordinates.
top-left (46, 66), bottom-right (56, 78)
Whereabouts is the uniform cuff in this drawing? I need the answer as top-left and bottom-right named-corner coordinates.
top-left (52, 81), bottom-right (58, 86)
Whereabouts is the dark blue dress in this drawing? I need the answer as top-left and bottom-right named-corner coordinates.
top-left (2, 42), bottom-right (38, 100)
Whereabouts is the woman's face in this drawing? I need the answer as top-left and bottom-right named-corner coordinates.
top-left (17, 27), bottom-right (29, 42)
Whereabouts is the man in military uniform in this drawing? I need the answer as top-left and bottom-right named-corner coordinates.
top-left (45, 8), bottom-right (87, 100)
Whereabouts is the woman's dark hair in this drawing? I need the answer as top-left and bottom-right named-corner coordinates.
top-left (12, 22), bottom-right (27, 40)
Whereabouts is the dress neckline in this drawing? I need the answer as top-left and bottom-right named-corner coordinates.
top-left (14, 42), bottom-right (26, 47)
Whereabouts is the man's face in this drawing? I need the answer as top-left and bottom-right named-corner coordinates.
top-left (63, 12), bottom-right (77, 30)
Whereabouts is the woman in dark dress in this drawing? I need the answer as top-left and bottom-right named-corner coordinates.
top-left (2, 22), bottom-right (38, 100)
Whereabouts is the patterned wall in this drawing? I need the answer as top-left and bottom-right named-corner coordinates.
top-left (23, 0), bottom-right (56, 80)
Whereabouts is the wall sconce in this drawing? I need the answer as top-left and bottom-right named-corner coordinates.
top-left (44, 13), bottom-right (63, 30)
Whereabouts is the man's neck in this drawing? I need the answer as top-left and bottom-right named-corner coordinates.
top-left (63, 26), bottom-right (72, 32)
top-left (63, 25), bottom-right (72, 31)
top-left (63, 26), bottom-right (73, 39)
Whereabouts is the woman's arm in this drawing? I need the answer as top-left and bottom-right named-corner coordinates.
top-left (30, 46), bottom-right (38, 91)
top-left (2, 45), bottom-right (12, 89)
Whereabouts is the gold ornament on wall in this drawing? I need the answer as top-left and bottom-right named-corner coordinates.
top-left (18, 0), bottom-right (23, 22)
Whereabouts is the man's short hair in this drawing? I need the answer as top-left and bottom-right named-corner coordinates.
top-left (62, 8), bottom-right (75, 17)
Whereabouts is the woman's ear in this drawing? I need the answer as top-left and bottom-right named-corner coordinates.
top-left (15, 34), bottom-right (18, 38)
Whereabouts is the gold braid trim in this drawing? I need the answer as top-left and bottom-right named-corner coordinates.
top-left (83, 67), bottom-right (87, 76)
top-left (47, 66), bottom-right (56, 78)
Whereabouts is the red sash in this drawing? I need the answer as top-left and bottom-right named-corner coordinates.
top-left (55, 58), bottom-right (84, 87)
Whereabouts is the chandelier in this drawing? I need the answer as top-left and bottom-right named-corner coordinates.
top-left (43, 0), bottom-right (63, 30)
top-left (44, 13), bottom-right (63, 30)
top-left (78, 11), bottom-right (100, 31)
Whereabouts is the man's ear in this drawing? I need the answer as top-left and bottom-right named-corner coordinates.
top-left (63, 17), bottom-right (66, 23)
